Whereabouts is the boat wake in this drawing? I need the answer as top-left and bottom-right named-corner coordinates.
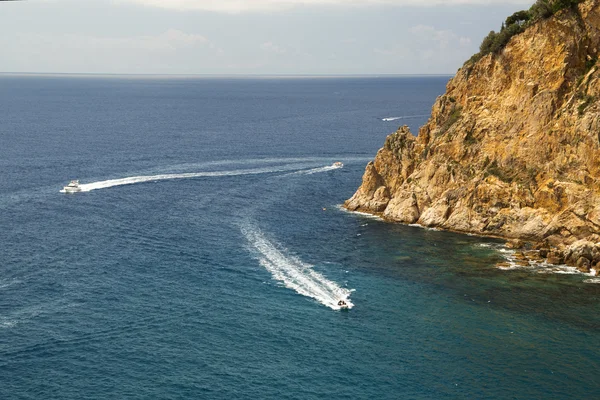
top-left (64, 166), bottom-right (306, 193)
top-left (282, 164), bottom-right (342, 177)
top-left (241, 223), bottom-right (353, 310)
top-left (60, 161), bottom-right (346, 193)
top-left (382, 114), bottom-right (429, 122)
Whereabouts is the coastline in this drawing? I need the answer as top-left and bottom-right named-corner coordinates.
top-left (344, 1), bottom-right (600, 278)
top-left (342, 204), bottom-right (600, 281)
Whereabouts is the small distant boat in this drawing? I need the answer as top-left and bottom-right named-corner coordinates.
top-left (61, 180), bottom-right (82, 194)
top-left (332, 162), bottom-right (343, 168)
top-left (338, 300), bottom-right (349, 310)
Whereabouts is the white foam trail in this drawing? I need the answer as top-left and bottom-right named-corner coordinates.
top-left (61, 166), bottom-right (299, 193)
top-left (241, 223), bottom-right (353, 310)
top-left (0, 320), bottom-right (17, 329)
top-left (0, 279), bottom-right (21, 290)
top-left (282, 164), bottom-right (341, 177)
top-left (161, 157), bottom-right (333, 172)
top-left (382, 114), bottom-right (429, 122)
top-left (62, 163), bottom-right (344, 193)
top-left (0, 301), bottom-right (74, 329)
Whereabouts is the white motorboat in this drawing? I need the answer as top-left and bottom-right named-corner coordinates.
top-left (61, 180), bottom-right (82, 194)
top-left (337, 300), bottom-right (349, 310)
top-left (332, 162), bottom-right (343, 168)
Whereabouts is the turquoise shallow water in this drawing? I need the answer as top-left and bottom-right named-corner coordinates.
top-left (1, 76), bottom-right (599, 399)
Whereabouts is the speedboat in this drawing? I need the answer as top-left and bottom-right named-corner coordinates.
top-left (332, 162), bottom-right (343, 168)
top-left (337, 300), bottom-right (349, 310)
top-left (61, 180), bottom-right (82, 194)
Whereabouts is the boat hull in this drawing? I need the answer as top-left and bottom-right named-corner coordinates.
top-left (61, 187), bottom-right (82, 194)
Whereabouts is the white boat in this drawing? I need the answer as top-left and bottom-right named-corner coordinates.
top-left (337, 300), bottom-right (349, 310)
top-left (61, 180), bottom-right (82, 194)
top-left (332, 162), bottom-right (343, 168)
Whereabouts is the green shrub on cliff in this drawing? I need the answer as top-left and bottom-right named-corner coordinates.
top-left (550, 0), bottom-right (585, 13)
top-left (478, 23), bottom-right (526, 57)
top-left (466, 0), bottom-right (586, 66)
top-left (506, 10), bottom-right (531, 26)
top-left (578, 95), bottom-right (595, 115)
top-left (439, 106), bottom-right (462, 135)
top-left (585, 56), bottom-right (598, 72)
top-left (529, 0), bottom-right (553, 19)
top-left (469, 22), bottom-right (526, 64)
top-left (486, 160), bottom-right (514, 183)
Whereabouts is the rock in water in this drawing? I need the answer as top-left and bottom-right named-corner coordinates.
top-left (345, 0), bottom-right (600, 267)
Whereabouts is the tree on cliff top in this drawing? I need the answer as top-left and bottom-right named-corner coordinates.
top-left (467, 0), bottom-right (586, 65)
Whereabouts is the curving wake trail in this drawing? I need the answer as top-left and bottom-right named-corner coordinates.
top-left (281, 163), bottom-right (342, 177)
top-left (241, 223), bottom-right (353, 310)
top-left (60, 164), bottom-right (339, 193)
top-left (382, 114), bottom-right (430, 122)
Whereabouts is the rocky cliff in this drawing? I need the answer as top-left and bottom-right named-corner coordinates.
top-left (345, 0), bottom-right (600, 272)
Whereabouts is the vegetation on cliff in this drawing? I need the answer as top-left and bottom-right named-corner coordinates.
top-left (468, 0), bottom-right (586, 65)
top-left (346, 0), bottom-right (600, 272)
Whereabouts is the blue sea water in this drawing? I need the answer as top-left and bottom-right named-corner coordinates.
top-left (1, 75), bottom-right (599, 399)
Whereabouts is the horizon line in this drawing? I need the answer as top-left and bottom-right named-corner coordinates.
top-left (0, 72), bottom-right (454, 79)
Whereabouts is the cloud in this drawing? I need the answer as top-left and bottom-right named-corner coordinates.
top-left (409, 25), bottom-right (471, 49)
top-left (459, 37), bottom-right (472, 46)
top-left (116, 0), bottom-right (533, 13)
top-left (43, 29), bottom-right (211, 51)
top-left (371, 24), bottom-right (475, 73)
top-left (1, 29), bottom-right (219, 73)
top-left (260, 41), bottom-right (287, 54)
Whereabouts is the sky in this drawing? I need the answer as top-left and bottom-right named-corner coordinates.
top-left (0, 0), bottom-right (535, 75)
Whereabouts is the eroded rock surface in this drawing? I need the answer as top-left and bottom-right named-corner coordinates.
top-left (345, 1), bottom-right (600, 271)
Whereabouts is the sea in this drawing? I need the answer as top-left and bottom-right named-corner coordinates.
top-left (1, 75), bottom-right (599, 399)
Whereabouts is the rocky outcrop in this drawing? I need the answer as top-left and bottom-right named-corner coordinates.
top-left (345, 0), bottom-right (600, 272)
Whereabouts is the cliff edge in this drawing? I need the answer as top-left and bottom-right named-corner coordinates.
top-left (345, 0), bottom-right (600, 272)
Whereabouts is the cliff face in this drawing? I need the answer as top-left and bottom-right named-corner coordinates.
top-left (345, 0), bottom-right (600, 270)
